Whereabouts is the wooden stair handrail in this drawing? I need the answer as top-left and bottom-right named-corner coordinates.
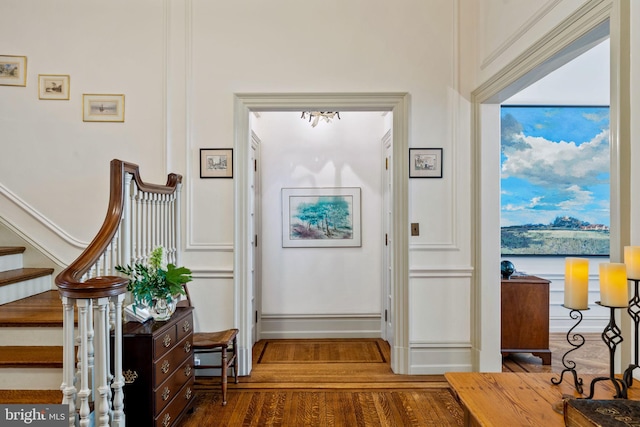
top-left (55, 159), bottom-right (182, 299)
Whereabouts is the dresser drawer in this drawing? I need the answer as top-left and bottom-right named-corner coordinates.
top-left (155, 377), bottom-right (195, 427)
top-left (177, 316), bottom-right (192, 342)
top-left (154, 357), bottom-right (194, 414)
top-left (153, 326), bottom-right (177, 359)
top-left (153, 334), bottom-right (193, 387)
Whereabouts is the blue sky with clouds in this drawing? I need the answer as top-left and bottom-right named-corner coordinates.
top-left (501, 106), bottom-right (610, 227)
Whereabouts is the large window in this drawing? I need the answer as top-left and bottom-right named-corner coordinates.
top-left (500, 105), bottom-right (610, 256)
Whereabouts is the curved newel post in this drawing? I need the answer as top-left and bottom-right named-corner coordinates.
top-left (551, 306), bottom-right (586, 394)
top-left (584, 303), bottom-right (628, 399)
top-left (624, 278), bottom-right (640, 386)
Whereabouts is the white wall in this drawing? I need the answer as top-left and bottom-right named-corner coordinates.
top-left (1, 0), bottom-right (473, 373)
top-left (254, 112), bottom-right (384, 335)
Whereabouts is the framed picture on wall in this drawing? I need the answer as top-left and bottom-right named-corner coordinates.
top-left (0, 55), bottom-right (27, 86)
top-left (83, 94), bottom-right (125, 122)
top-left (409, 148), bottom-right (443, 178)
top-left (281, 187), bottom-right (361, 248)
top-left (200, 148), bottom-right (233, 178)
top-left (38, 74), bottom-right (70, 100)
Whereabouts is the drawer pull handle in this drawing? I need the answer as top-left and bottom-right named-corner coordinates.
top-left (183, 320), bottom-right (191, 332)
top-left (162, 386), bottom-right (170, 401)
top-left (184, 365), bottom-right (192, 377)
top-left (184, 341), bottom-right (191, 353)
top-left (185, 387), bottom-right (192, 400)
top-left (163, 334), bottom-right (172, 348)
top-left (162, 413), bottom-right (171, 427)
top-left (161, 360), bottom-right (170, 374)
top-left (123, 370), bottom-right (138, 384)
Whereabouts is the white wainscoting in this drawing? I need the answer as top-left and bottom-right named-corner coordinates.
top-left (259, 313), bottom-right (382, 339)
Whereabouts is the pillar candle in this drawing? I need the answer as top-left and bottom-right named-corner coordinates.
top-left (624, 246), bottom-right (640, 280)
top-left (564, 258), bottom-right (589, 310)
top-left (599, 263), bottom-right (628, 307)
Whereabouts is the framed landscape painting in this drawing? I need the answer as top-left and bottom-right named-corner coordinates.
top-left (282, 187), bottom-right (361, 248)
top-left (500, 105), bottom-right (610, 256)
top-left (0, 55), bottom-right (26, 86)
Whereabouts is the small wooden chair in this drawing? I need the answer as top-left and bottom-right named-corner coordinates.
top-left (181, 286), bottom-right (239, 405)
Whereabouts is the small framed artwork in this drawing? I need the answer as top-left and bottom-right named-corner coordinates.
top-left (38, 74), bottom-right (70, 100)
top-left (83, 94), bottom-right (125, 122)
top-left (282, 187), bottom-right (362, 248)
top-left (409, 148), bottom-right (443, 178)
top-left (0, 55), bottom-right (27, 87)
top-left (200, 148), bottom-right (233, 178)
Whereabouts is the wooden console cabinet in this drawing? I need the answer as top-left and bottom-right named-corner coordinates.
top-left (501, 275), bottom-right (552, 365)
top-left (120, 307), bottom-right (195, 427)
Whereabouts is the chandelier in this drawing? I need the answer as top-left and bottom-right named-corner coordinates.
top-left (301, 111), bottom-right (340, 127)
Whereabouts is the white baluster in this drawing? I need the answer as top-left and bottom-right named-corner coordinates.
top-left (94, 298), bottom-right (110, 427)
top-left (76, 299), bottom-right (92, 427)
top-left (111, 294), bottom-right (125, 427)
top-left (61, 297), bottom-right (78, 427)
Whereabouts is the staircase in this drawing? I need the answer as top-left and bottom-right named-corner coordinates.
top-left (0, 246), bottom-right (62, 403)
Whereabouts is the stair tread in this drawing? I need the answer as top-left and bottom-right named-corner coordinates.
top-left (0, 346), bottom-right (62, 367)
top-left (0, 389), bottom-right (61, 403)
top-left (0, 268), bottom-right (54, 287)
top-left (0, 291), bottom-right (64, 326)
top-left (0, 247), bottom-right (26, 256)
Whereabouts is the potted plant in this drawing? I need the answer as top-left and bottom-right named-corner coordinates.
top-left (116, 246), bottom-right (192, 321)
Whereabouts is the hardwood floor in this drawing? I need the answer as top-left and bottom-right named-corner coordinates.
top-left (180, 335), bottom-right (610, 426)
top-left (503, 332), bottom-right (607, 375)
top-left (0, 334), bottom-right (613, 425)
top-left (181, 339), bottom-right (461, 426)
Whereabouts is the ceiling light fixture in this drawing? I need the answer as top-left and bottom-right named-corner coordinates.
top-left (301, 111), bottom-right (340, 127)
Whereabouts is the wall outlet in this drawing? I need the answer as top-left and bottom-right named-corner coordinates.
top-left (194, 356), bottom-right (201, 366)
top-left (411, 223), bottom-right (419, 236)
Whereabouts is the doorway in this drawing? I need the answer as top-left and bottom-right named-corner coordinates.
top-left (233, 93), bottom-right (410, 375)
top-left (471, 3), bottom-right (628, 371)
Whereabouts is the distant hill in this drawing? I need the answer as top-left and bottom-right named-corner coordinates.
top-left (501, 216), bottom-right (609, 255)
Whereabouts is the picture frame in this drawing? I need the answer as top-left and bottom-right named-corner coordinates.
top-left (500, 105), bottom-right (610, 256)
top-left (0, 55), bottom-right (27, 87)
top-left (38, 74), bottom-right (70, 100)
top-left (200, 148), bottom-right (233, 178)
top-left (83, 94), bottom-right (125, 122)
top-left (409, 148), bottom-right (443, 178)
top-left (282, 187), bottom-right (361, 248)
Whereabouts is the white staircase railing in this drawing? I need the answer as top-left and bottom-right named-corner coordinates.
top-left (56, 160), bottom-right (182, 427)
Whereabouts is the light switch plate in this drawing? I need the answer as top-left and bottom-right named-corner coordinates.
top-left (411, 223), bottom-right (419, 236)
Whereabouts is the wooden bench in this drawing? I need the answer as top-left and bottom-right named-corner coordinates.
top-left (445, 372), bottom-right (640, 426)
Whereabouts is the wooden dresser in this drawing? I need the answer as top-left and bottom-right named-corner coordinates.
top-left (501, 275), bottom-right (552, 364)
top-left (120, 306), bottom-right (195, 427)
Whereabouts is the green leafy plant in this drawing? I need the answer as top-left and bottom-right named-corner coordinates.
top-left (115, 246), bottom-right (191, 308)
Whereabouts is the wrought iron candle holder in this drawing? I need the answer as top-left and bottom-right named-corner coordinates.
top-left (551, 306), bottom-right (587, 394)
top-left (623, 278), bottom-right (640, 386)
top-left (584, 302), bottom-right (628, 399)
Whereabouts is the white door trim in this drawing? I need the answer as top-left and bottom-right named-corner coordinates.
top-left (233, 92), bottom-right (410, 375)
top-left (470, 0), bottom-right (626, 371)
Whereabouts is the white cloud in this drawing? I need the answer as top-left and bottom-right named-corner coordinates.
top-left (501, 129), bottom-right (609, 187)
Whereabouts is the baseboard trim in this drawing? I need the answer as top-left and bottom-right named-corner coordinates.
top-left (259, 313), bottom-right (381, 340)
top-left (410, 346), bottom-right (473, 374)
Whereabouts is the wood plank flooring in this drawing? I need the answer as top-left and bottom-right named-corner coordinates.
top-left (181, 335), bottom-right (611, 426)
top-left (181, 339), bottom-right (462, 426)
top-left (0, 333), bottom-right (614, 426)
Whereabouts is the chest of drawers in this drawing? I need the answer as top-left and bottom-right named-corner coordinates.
top-left (501, 275), bottom-right (552, 365)
top-left (119, 307), bottom-right (195, 427)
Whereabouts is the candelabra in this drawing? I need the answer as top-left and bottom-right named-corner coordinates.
top-left (551, 306), bottom-right (586, 394)
top-left (623, 278), bottom-right (640, 386)
top-left (584, 302), bottom-right (628, 399)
